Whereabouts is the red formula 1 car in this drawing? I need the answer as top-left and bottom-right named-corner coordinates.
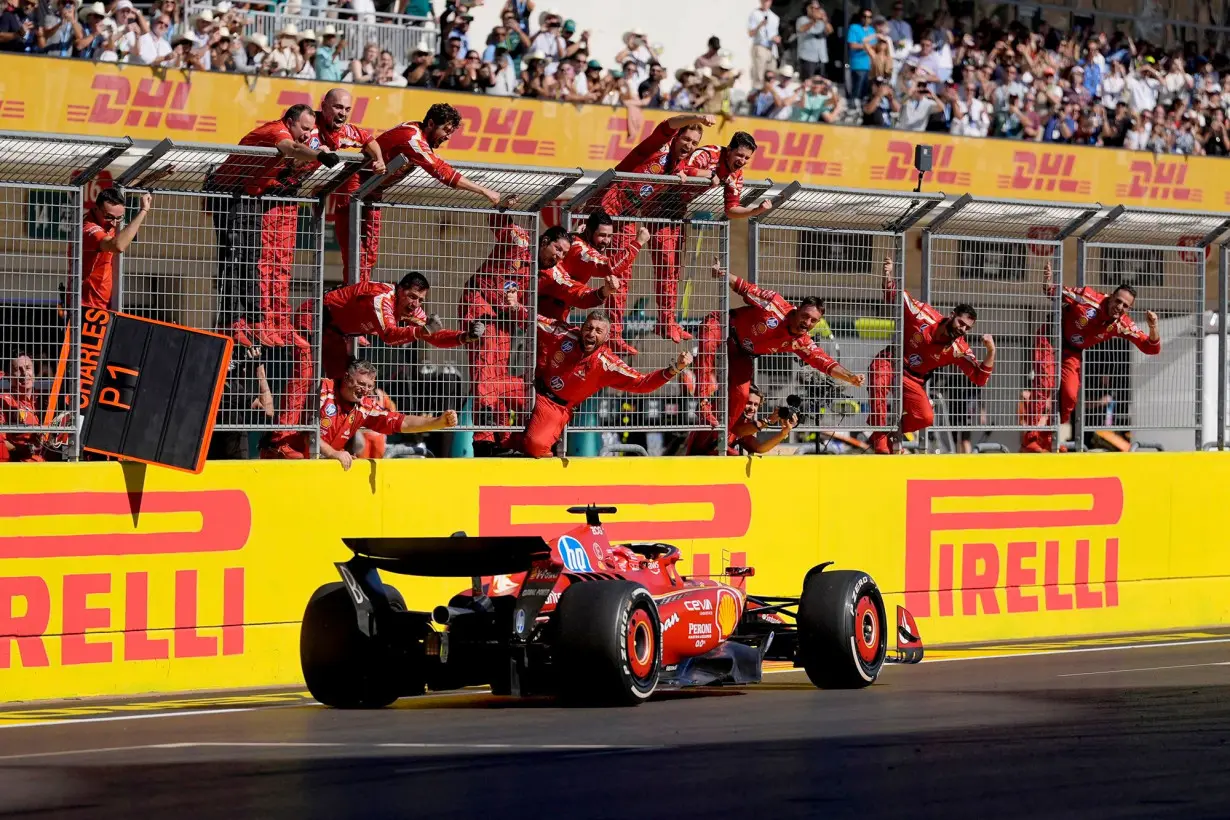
top-left (300, 505), bottom-right (923, 707)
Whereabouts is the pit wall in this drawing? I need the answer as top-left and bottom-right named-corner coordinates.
top-left (2, 454), bottom-right (1228, 703)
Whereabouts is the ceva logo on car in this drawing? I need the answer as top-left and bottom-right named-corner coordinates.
top-left (558, 535), bottom-right (592, 572)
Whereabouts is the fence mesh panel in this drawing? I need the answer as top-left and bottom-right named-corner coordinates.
top-left (1077, 207), bottom-right (1230, 449)
top-left (355, 162), bottom-right (581, 438)
top-left (0, 132), bottom-right (129, 461)
top-left (923, 197), bottom-right (1099, 453)
top-left (114, 140), bottom-right (364, 446)
top-left (751, 186), bottom-right (941, 448)
top-left (559, 171), bottom-right (764, 438)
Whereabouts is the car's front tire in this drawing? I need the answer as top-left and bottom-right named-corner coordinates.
top-left (797, 568), bottom-right (887, 689)
top-left (300, 582), bottom-right (417, 708)
top-left (554, 581), bottom-right (661, 706)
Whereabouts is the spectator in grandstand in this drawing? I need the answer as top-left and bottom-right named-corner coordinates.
top-left (795, 1), bottom-right (830, 81)
top-left (615, 27), bottom-right (653, 91)
top-left (686, 260), bottom-right (862, 456)
top-left (792, 74), bottom-right (844, 123)
top-left (489, 46), bottom-right (518, 95)
top-left (135, 13), bottom-right (173, 65)
top-left (519, 311), bottom-right (691, 458)
top-left (846, 7), bottom-right (876, 101)
top-left (501, 0), bottom-right (531, 32)
top-left (0, 0), bottom-right (42, 53)
top-left (294, 29), bottom-right (318, 79)
top-left (73, 1), bottom-right (111, 59)
top-left (314, 25), bottom-right (345, 81)
top-left (897, 78), bottom-right (941, 131)
top-left (346, 41), bottom-right (378, 82)
top-left (528, 7), bottom-right (564, 64)
top-left (868, 254), bottom-right (994, 455)
top-left (863, 75), bottom-right (899, 127)
top-left (400, 46), bottom-right (430, 87)
top-left (694, 35), bottom-right (722, 72)
top-left (446, 9), bottom-right (472, 54)
top-left (487, 8), bottom-right (529, 70)
top-left (209, 28), bottom-right (235, 71)
top-left (639, 61), bottom-right (667, 108)
top-left (747, 0), bottom-right (779, 87)
top-left (168, 33), bottom-right (202, 69)
top-left (521, 50), bottom-right (550, 97)
top-left (234, 32), bottom-right (270, 74)
top-left (0, 353), bottom-right (44, 462)
top-left (274, 359), bottom-right (458, 467)
top-left (184, 7), bottom-right (215, 68)
top-left (41, 0), bottom-right (81, 58)
top-left (82, 188), bottom-right (151, 312)
top-left (264, 23), bottom-right (299, 76)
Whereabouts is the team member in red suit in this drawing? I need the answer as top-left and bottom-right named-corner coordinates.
top-left (600, 113), bottom-right (716, 344)
top-left (80, 188), bottom-right (151, 311)
top-left (519, 311), bottom-right (693, 458)
top-left (678, 131), bottom-right (775, 221)
top-left (463, 214), bottom-right (533, 455)
top-left (868, 255), bottom-right (996, 454)
top-left (1034, 261), bottom-right (1161, 451)
top-left (686, 261), bottom-right (864, 454)
top-left (561, 211), bottom-right (647, 354)
top-left (210, 104), bottom-right (341, 346)
top-left (343, 103), bottom-right (512, 283)
top-left (274, 359), bottom-right (458, 464)
top-left (1020, 312), bottom-right (1057, 452)
top-left (262, 271), bottom-right (479, 460)
top-left (314, 88), bottom-right (386, 285)
top-left (536, 225), bottom-right (620, 324)
top-left (0, 353), bottom-right (43, 462)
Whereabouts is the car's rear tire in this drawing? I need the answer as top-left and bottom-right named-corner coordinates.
top-left (797, 568), bottom-right (887, 689)
top-left (300, 582), bottom-right (417, 708)
top-left (554, 581), bottom-right (661, 706)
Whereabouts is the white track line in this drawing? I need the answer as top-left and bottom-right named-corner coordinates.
top-left (0, 741), bottom-right (645, 763)
top-left (761, 636), bottom-right (1230, 674)
top-left (0, 704), bottom-right (303, 731)
top-left (1058, 661), bottom-right (1230, 678)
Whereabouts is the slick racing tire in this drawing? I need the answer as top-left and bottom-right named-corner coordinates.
top-left (300, 582), bottom-right (416, 709)
top-left (797, 568), bottom-right (887, 689)
top-left (555, 581), bottom-right (661, 706)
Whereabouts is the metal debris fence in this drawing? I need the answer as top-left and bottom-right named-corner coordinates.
top-left (0, 127), bottom-right (1228, 459)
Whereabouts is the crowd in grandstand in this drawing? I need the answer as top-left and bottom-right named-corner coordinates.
top-left (0, 0), bottom-right (1226, 153)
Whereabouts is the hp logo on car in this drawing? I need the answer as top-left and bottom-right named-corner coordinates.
top-left (558, 535), bottom-right (593, 572)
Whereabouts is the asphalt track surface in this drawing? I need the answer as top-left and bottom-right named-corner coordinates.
top-left (2, 634), bottom-right (1229, 819)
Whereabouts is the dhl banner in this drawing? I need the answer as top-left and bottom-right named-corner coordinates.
top-left (1, 453), bottom-right (1230, 703)
top-left (1, 54), bottom-right (1227, 212)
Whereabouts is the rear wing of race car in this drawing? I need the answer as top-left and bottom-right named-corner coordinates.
top-left (342, 533), bottom-right (552, 577)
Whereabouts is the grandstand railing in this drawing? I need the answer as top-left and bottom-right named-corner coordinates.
top-left (5, 130), bottom-right (1230, 459)
top-left (184, 0), bottom-right (436, 66)
top-left (749, 184), bottom-right (942, 453)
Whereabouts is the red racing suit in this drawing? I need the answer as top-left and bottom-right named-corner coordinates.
top-left (1020, 327), bottom-right (1057, 452)
top-left (1033, 284), bottom-right (1161, 449)
top-left (519, 317), bottom-right (676, 457)
top-left (462, 217), bottom-right (533, 446)
top-left (537, 263), bottom-right (606, 324)
top-left (868, 278), bottom-right (992, 454)
top-left (80, 215), bottom-right (115, 311)
top-left (321, 280), bottom-right (467, 384)
top-left (561, 234), bottom-right (642, 351)
top-left (0, 393), bottom-right (43, 462)
top-left (679, 145), bottom-right (746, 217)
top-left (340, 121), bottom-right (464, 284)
top-left (316, 117), bottom-right (377, 285)
top-left (281, 377), bottom-right (408, 458)
top-left (210, 119), bottom-right (320, 341)
top-left (686, 276), bottom-right (839, 454)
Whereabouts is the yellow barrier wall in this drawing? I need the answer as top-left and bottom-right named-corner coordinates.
top-left (1, 54), bottom-right (1226, 214)
top-left (1, 454), bottom-right (1229, 703)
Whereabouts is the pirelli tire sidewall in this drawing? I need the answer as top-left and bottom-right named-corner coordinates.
top-left (554, 580), bottom-right (662, 706)
top-left (797, 568), bottom-right (888, 689)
